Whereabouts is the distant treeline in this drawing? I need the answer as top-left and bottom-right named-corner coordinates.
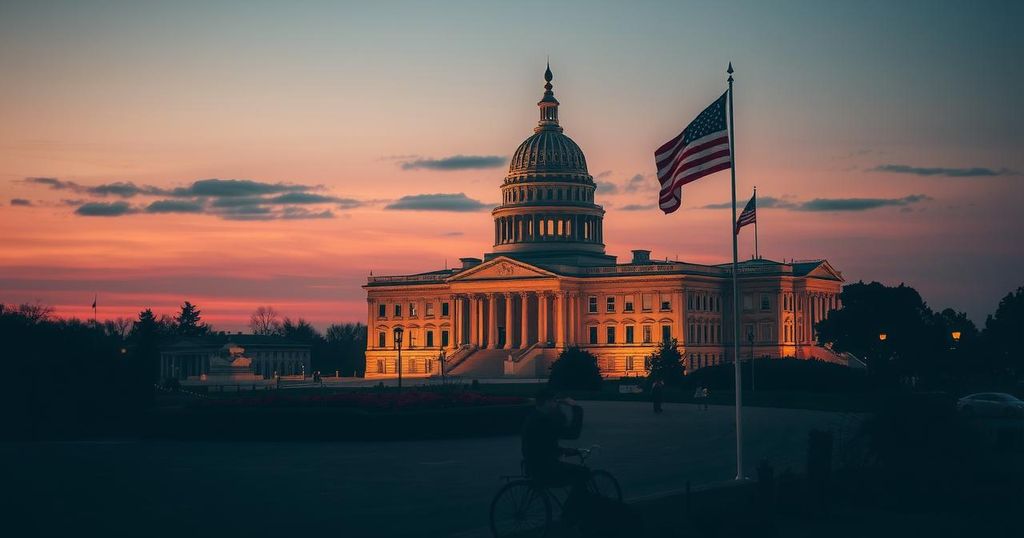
top-left (0, 301), bottom-right (366, 440)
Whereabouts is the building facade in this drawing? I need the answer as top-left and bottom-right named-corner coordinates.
top-left (160, 334), bottom-right (312, 381)
top-left (364, 66), bottom-right (844, 379)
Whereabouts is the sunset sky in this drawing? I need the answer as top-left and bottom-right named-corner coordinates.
top-left (1, 0), bottom-right (1022, 330)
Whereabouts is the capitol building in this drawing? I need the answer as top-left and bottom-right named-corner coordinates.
top-left (364, 66), bottom-right (844, 379)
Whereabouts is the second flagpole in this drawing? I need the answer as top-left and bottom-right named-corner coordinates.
top-left (727, 62), bottom-right (744, 480)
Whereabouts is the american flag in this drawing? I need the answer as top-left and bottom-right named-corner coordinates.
top-left (655, 92), bottom-right (732, 214)
top-left (735, 191), bottom-right (756, 234)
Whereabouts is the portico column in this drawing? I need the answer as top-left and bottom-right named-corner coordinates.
top-left (520, 293), bottom-right (530, 348)
top-left (470, 295), bottom-right (479, 346)
top-left (555, 291), bottom-right (566, 348)
top-left (566, 292), bottom-right (576, 345)
top-left (503, 292), bottom-right (513, 350)
top-left (450, 295), bottom-right (460, 349)
top-left (477, 295), bottom-right (485, 346)
top-left (488, 293), bottom-right (498, 349)
top-left (538, 292), bottom-right (548, 344)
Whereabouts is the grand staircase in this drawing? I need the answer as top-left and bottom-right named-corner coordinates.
top-left (448, 348), bottom-right (513, 378)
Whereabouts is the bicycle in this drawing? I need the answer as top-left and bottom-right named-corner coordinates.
top-left (489, 445), bottom-right (622, 538)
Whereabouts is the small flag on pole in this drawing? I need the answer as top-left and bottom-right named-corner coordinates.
top-left (655, 92), bottom-right (732, 214)
top-left (92, 295), bottom-right (97, 310)
top-left (735, 190), bottom-right (756, 234)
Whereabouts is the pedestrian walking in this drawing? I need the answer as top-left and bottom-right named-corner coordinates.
top-left (701, 387), bottom-right (710, 410)
top-left (693, 386), bottom-right (703, 410)
top-left (651, 379), bottom-right (665, 414)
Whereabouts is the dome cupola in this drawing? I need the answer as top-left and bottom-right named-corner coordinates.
top-left (485, 64), bottom-right (615, 267)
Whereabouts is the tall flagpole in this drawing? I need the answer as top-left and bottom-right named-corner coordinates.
top-left (753, 186), bottom-right (759, 260)
top-left (727, 62), bottom-right (744, 480)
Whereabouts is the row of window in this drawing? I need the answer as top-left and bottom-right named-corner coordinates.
top-left (251, 350), bottom-right (308, 360)
top-left (502, 185), bottom-right (593, 204)
top-left (742, 292), bottom-right (835, 314)
top-left (600, 353), bottom-right (720, 372)
top-left (378, 301), bottom-right (450, 320)
top-left (587, 324), bottom-right (672, 345)
top-left (376, 329), bottom-right (450, 349)
top-left (689, 322), bottom-right (722, 344)
top-left (587, 294), bottom-right (672, 314)
top-left (742, 322), bottom-right (779, 343)
top-left (495, 214), bottom-right (600, 243)
top-left (689, 353), bottom-right (721, 370)
top-left (743, 293), bottom-right (774, 312)
top-left (373, 358), bottom-right (438, 374)
top-left (687, 292), bottom-right (721, 313)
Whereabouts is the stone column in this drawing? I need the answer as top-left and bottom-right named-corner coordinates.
top-left (520, 293), bottom-right (530, 348)
top-left (674, 290), bottom-right (684, 346)
top-left (477, 295), bottom-right (485, 346)
top-left (555, 291), bottom-right (566, 348)
top-left (564, 293), bottom-right (573, 345)
top-left (450, 295), bottom-right (460, 349)
top-left (538, 292), bottom-right (548, 344)
top-left (503, 293), bottom-right (513, 350)
top-left (488, 293), bottom-right (498, 349)
top-left (470, 295), bottom-right (479, 346)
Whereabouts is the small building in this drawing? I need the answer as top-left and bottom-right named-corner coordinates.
top-left (160, 334), bottom-right (312, 381)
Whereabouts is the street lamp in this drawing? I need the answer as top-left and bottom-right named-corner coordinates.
top-left (393, 326), bottom-right (404, 391)
top-left (951, 331), bottom-right (961, 343)
top-left (878, 333), bottom-right (887, 342)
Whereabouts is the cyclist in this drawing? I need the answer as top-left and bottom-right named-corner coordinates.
top-left (521, 388), bottom-right (588, 522)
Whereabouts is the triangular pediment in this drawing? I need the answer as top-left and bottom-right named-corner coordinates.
top-left (447, 257), bottom-right (559, 282)
top-left (804, 260), bottom-right (844, 282)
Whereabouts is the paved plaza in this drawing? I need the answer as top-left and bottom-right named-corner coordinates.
top-left (3, 401), bottom-right (861, 537)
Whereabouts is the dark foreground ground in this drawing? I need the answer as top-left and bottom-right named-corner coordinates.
top-left (2, 401), bottom-right (858, 537)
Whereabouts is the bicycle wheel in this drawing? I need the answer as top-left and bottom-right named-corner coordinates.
top-left (489, 480), bottom-right (552, 538)
top-left (586, 469), bottom-right (623, 502)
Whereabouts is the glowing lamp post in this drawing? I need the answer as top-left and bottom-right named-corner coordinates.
top-left (393, 326), bottom-right (404, 391)
top-left (951, 331), bottom-right (961, 343)
top-left (878, 333), bottom-right (887, 342)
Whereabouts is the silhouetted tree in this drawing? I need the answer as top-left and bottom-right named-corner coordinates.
top-left (248, 305), bottom-right (281, 335)
top-left (817, 281), bottom-right (982, 388)
top-left (128, 308), bottom-right (162, 405)
top-left (983, 286), bottom-right (1024, 378)
top-left (279, 317), bottom-right (319, 342)
top-left (1, 302), bottom-right (132, 439)
top-left (11, 302), bottom-right (54, 323)
top-left (175, 301), bottom-right (210, 336)
top-left (548, 347), bottom-right (603, 391)
top-left (647, 338), bottom-right (686, 386)
top-left (103, 317), bottom-right (133, 340)
top-left (325, 323), bottom-right (367, 376)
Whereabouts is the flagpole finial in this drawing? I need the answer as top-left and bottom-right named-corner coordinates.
top-left (727, 62), bottom-right (734, 83)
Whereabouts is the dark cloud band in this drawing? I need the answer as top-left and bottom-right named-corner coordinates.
top-left (701, 194), bottom-right (928, 212)
top-left (385, 193), bottom-right (489, 212)
top-left (872, 164), bottom-right (1014, 177)
top-left (399, 155), bottom-right (506, 171)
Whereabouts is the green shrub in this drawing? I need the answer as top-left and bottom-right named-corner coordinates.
top-left (549, 346), bottom-right (603, 391)
top-left (647, 339), bottom-right (686, 387)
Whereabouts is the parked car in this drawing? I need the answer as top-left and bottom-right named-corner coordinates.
top-left (956, 393), bottom-right (1024, 418)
